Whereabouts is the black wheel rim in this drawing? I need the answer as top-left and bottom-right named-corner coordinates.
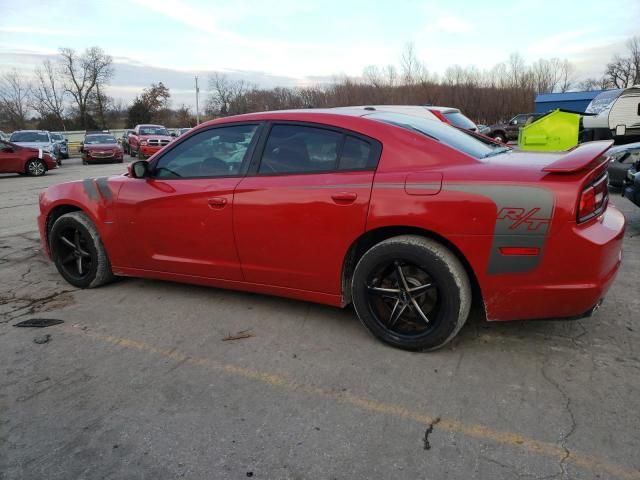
top-left (366, 260), bottom-right (440, 338)
top-left (55, 227), bottom-right (94, 281)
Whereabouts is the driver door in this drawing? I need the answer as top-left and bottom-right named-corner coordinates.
top-left (116, 123), bottom-right (261, 280)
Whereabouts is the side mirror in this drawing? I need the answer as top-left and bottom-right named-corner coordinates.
top-left (129, 160), bottom-right (150, 179)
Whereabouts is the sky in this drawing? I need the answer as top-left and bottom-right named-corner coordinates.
top-left (0, 0), bottom-right (638, 109)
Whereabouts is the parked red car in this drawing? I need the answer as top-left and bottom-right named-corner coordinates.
top-left (0, 139), bottom-right (58, 176)
top-left (81, 134), bottom-right (123, 165)
top-left (128, 124), bottom-right (173, 159)
top-left (37, 109), bottom-right (624, 351)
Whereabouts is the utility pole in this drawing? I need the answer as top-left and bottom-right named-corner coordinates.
top-left (195, 76), bottom-right (200, 125)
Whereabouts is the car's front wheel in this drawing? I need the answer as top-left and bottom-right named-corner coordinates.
top-left (50, 211), bottom-right (114, 288)
top-left (351, 235), bottom-right (471, 351)
top-left (25, 159), bottom-right (47, 176)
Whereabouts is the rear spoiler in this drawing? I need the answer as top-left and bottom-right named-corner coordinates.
top-left (542, 140), bottom-right (613, 173)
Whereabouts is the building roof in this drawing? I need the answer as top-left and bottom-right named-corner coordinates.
top-left (534, 90), bottom-right (609, 103)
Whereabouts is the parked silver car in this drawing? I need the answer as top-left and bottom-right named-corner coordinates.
top-left (50, 133), bottom-right (69, 160)
top-left (9, 130), bottom-right (61, 165)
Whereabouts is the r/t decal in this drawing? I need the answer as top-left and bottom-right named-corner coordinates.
top-left (497, 207), bottom-right (551, 231)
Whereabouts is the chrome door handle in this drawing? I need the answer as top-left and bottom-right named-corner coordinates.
top-left (331, 192), bottom-right (358, 203)
top-left (208, 197), bottom-right (227, 208)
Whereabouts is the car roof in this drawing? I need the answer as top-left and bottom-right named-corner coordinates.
top-left (333, 105), bottom-right (444, 120)
top-left (12, 129), bottom-right (49, 133)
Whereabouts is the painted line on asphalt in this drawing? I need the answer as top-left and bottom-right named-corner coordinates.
top-left (65, 327), bottom-right (640, 480)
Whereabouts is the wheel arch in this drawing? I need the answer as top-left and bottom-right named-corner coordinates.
top-left (341, 225), bottom-right (483, 311)
top-left (45, 203), bottom-right (88, 252)
top-left (25, 157), bottom-right (48, 173)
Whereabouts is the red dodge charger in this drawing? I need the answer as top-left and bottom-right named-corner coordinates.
top-left (37, 109), bottom-right (625, 350)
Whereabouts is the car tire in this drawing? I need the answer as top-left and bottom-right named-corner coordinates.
top-left (50, 211), bottom-right (114, 289)
top-left (491, 132), bottom-right (506, 143)
top-left (351, 235), bottom-right (471, 351)
top-left (25, 159), bottom-right (47, 176)
top-left (82, 160), bottom-right (88, 165)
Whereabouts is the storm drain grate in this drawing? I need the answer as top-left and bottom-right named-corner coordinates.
top-left (13, 318), bottom-right (64, 328)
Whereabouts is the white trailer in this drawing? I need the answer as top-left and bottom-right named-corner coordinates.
top-left (583, 86), bottom-right (640, 142)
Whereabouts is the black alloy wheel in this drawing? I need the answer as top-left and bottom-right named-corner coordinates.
top-left (54, 226), bottom-right (94, 283)
top-left (366, 260), bottom-right (440, 337)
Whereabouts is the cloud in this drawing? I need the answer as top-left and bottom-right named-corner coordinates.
top-left (432, 15), bottom-right (474, 34)
top-left (0, 26), bottom-right (79, 36)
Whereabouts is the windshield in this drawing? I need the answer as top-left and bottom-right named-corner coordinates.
top-left (85, 135), bottom-right (117, 144)
top-left (52, 134), bottom-right (63, 141)
top-left (444, 111), bottom-right (477, 130)
top-left (10, 131), bottom-right (49, 143)
top-left (139, 126), bottom-right (169, 136)
top-left (366, 112), bottom-right (496, 159)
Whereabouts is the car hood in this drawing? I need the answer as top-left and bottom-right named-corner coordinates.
top-left (13, 141), bottom-right (52, 149)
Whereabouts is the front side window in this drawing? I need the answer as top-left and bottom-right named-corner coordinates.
top-left (259, 125), bottom-right (342, 174)
top-left (154, 124), bottom-right (258, 178)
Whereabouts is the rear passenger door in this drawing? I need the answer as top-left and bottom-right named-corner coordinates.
top-left (233, 123), bottom-right (381, 294)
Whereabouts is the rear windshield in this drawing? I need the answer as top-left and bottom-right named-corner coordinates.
top-left (443, 111), bottom-right (477, 130)
top-left (366, 112), bottom-right (495, 159)
top-left (85, 135), bottom-right (117, 144)
top-left (10, 131), bottom-right (49, 143)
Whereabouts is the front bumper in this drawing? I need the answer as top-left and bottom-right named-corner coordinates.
top-left (139, 145), bottom-right (164, 157)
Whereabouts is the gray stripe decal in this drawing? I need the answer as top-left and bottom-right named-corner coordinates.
top-left (443, 185), bottom-right (554, 274)
top-left (82, 178), bottom-right (99, 201)
top-left (95, 177), bottom-right (113, 201)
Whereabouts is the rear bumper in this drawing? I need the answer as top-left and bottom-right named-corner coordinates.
top-left (485, 206), bottom-right (625, 321)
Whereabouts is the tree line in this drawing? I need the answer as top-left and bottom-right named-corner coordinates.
top-left (1, 36), bottom-right (638, 132)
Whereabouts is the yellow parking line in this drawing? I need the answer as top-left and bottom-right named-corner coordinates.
top-left (66, 328), bottom-right (640, 480)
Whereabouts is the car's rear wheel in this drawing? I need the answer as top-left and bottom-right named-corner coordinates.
top-left (351, 235), bottom-right (471, 351)
top-left (491, 132), bottom-right (506, 143)
top-left (26, 159), bottom-right (47, 176)
top-left (50, 211), bottom-right (114, 288)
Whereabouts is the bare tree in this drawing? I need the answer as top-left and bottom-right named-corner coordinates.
top-left (399, 42), bottom-right (427, 85)
top-left (0, 70), bottom-right (31, 130)
top-left (207, 73), bottom-right (252, 116)
top-left (30, 60), bottom-right (66, 130)
top-left (556, 59), bottom-right (574, 92)
top-left (59, 47), bottom-right (113, 128)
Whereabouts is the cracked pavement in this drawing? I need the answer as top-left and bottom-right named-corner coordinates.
top-left (1, 156), bottom-right (639, 479)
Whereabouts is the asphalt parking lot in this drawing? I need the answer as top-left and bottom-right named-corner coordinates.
top-left (1, 155), bottom-right (639, 480)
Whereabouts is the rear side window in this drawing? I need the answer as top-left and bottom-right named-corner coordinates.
top-left (443, 111), bottom-right (476, 130)
top-left (367, 112), bottom-right (494, 159)
top-left (340, 136), bottom-right (372, 170)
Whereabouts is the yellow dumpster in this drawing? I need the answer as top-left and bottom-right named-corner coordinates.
top-left (518, 109), bottom-right (580, 152)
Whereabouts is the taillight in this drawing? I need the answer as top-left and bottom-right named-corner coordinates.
top-left (577, 173), bottom-right (608, 223)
